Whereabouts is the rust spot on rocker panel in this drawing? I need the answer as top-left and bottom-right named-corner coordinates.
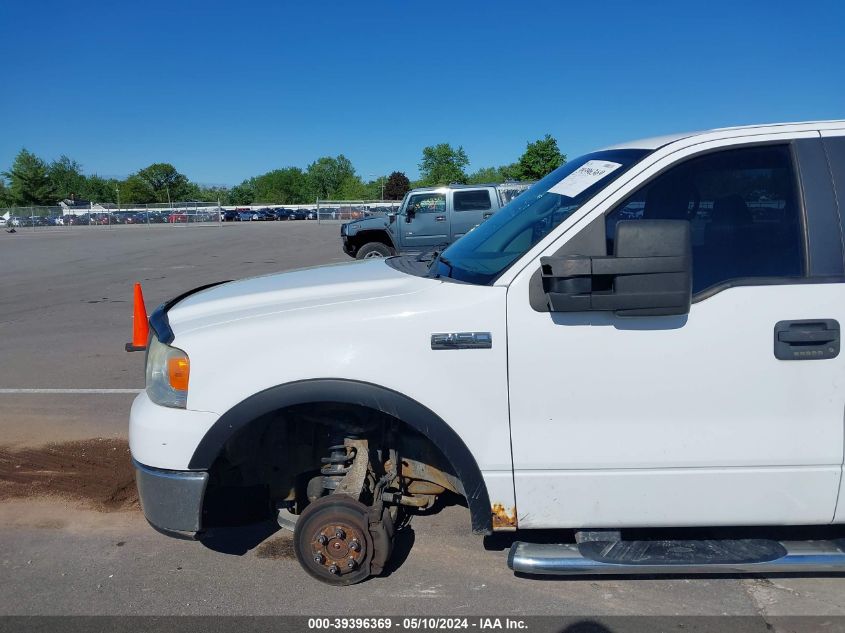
top-left (491, 503), bottom-right (518, 530)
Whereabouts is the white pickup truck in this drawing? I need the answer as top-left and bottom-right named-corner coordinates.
top-left (130, 121), bottom-right (845, 585)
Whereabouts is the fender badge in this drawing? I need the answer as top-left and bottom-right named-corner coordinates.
top-left (431, 332), bottom-right (492, 350)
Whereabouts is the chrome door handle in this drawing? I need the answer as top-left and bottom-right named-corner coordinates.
top-left (435, 216), bottom-right (446, 222)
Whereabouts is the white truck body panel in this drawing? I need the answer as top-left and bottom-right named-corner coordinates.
top-left (507, 283), bottom-right (845, 527)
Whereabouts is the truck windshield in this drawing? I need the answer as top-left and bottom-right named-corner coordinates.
top-left (430, 149), bottom-right (651, 284)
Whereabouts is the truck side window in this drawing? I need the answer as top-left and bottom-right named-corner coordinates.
top-left (453, 190), bottom-right (492, 211)
top-left (407, 193), bottom-right (446, 214)
top-left (606, 145), bottom-right (803, 294)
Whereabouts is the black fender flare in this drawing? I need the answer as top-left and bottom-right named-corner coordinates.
top-left (349, 229), bottom-right (396, 252)
top-left (188, 379), bottom-right (492, 534)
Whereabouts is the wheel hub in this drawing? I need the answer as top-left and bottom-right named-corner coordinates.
top-left (310, 522), bottom-right (366, 575)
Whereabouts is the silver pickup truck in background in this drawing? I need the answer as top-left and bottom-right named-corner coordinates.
top-left (340, 182), bottom-right (533, 259)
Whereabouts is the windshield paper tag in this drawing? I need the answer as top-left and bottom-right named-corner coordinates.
top-left (548, 160), bottom-right (622, 198)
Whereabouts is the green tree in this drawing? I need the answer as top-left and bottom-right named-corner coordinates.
top-left (361, 177), bottom-right (383, 200)
top-left (253, 167), bottom-right (308, 204)
top-left (4, 148), bottom-right (56, 206)
top-left (119, 175), bottom-right (155, 204)
top-left (193, 185), bottom-right (230, 204)
top-left (48, 156), bottom-right (87, 201)
top-left (512, 134), bottom-right (565, 180)
top-left (134, 163), bottom-right (192, 203)
top-left (229, 179), bottom-right (256, 205)
top-left (419, 143), bottom-right (469, 186)
top-left (335, 174), bottom-right (367, 200)
top-left (0, 177), bottom-right (12, 207)
top-left (383, 171), bottom-right (410, 200)
top-left (467, 164), bottom-right (519, 184)
top-left (82, 175), bottom-right (119, 204)
top-left (306, 155), bottom-right (356, 199)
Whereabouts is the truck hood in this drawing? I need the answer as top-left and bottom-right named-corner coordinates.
top-left (343, 215), bottom-right (390, 235)
top-left (166, 260), bottom-right (429, 338)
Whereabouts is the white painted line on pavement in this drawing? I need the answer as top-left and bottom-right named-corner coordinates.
top-left (0, 388), bottom-right (143, 394)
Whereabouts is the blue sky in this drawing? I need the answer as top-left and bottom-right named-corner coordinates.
top-left (1, 0), bottom-right (843, 185)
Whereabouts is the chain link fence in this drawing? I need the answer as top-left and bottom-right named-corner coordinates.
top-left (0, 199), bottom-right (407, 230)
top-left (315, 200), bottom-right (401, 224)
top-left (0, 202), bottom-right (223, 230)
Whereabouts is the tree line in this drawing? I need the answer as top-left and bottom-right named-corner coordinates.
top-left (0, 135), bottom-right (565, 208)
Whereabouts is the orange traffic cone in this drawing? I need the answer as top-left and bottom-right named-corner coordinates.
top-left (125, 283), bottom-right (150, 352)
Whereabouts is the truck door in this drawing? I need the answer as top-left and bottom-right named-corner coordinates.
top-left (400, 191), bottom-right (449, 251)
top-left (506, 138), bottom-right (845, 529)
top-left (450, 188), bottom-right (495, 240)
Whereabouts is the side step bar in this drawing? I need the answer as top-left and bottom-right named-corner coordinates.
top-left (509, 539), bottom-right (845, 576)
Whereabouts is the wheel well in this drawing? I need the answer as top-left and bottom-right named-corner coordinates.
top-left (348, 230), bottom-right (394, 251)
top-left (195, 380), bottom-right (492, 534)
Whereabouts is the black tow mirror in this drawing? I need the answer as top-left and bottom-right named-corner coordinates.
top-left (540, 220), bottom-right (692, 316)
top-left (405, 208), bottom-right (415, 222)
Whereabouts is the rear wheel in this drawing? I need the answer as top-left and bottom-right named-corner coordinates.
top-left (356, 242), bottom-right (392, 259)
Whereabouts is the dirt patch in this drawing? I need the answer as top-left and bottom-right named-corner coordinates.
top-left (0, 438), bottom-right (138, 511)
top-left (255, 533), bottom-right (296, 559)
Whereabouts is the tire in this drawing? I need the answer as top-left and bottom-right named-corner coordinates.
top-left (293, 496), bottom-right (375, 586)
top-left (355, 242), bottom-right (392, 259)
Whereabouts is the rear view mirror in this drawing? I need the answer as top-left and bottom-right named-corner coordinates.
top-left (540, 220), bottom-right (692, 316)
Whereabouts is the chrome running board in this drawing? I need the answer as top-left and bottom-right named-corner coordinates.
top-left (508, 539), bottom-right (845, 575)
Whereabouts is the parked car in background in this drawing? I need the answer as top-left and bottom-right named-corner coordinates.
top-left (86, 213), bottom-right (113, 225)
top-left (254, 208), bottom-right (275, 221)
top-left (287, 209), bottom-right (309, 220)
top-left (321, 206), bottom-right (340, 220)
top-left (238, 210), bottom-right (257, 222)
top-left (223, 210), bottom-right (239, 222)
top-left (341, 181), bottom-right (534, 259)
top-left (168, 212), bottom-right (189, 223)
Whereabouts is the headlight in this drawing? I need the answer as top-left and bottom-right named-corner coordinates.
top-left (145, 337), bottom-right (190, 409)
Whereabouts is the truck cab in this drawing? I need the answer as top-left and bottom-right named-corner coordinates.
top-left (340, 182), bottom-right (532, 259)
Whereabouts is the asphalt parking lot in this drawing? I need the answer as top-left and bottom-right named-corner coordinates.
top-left (2, 222), bottom-right (845, 619)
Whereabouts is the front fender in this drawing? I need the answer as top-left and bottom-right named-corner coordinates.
top-left (188, 378), bottom-right (493, 534)
top-left (347, 229), bottom-right (395, 250)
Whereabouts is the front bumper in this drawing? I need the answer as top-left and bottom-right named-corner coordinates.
top-left (134, 459), bottom-right (209, 536)
top-left (129, 391), bottom-right (220, 470)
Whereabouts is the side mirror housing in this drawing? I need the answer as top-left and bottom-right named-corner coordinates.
top-left (405, 208), bottom-right (415, 222)
top-left (540, 220), bottom-right (692, 316)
